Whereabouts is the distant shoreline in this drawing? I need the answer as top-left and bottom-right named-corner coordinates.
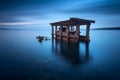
top-left (0, 27), bottom-right (21, 30)
top-left (0, 27), bottom-right (120, 30)
top-left (92, 27), bottom-right (120, 30)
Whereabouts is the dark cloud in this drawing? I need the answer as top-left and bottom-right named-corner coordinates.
top-left (0, 0), bottom-right (61, 22)
top-left (60, 0), bottom-right (120, 15)
top-left (0, 0), bottom-right (120, 27)
top-left (1, 0), bottom-right (120, 15)
top-left (85, 0), bottom-right (120, 14)
top-left (0, 0), bottom-right (84, 10)
top-left (0, 0), bottom-right (67, 11)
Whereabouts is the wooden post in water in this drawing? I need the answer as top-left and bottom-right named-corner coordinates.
top-left (52, 25), bottom-right (54, 38)
top-left (76, 24), bottom-right (80, 41)
top-left (55, 25), bottom-right (57, 38)
top-left (86, 23), bottom-right (90, 41)
top-left (66, 26), bottom-right (69, 41)
top-left (60, 25), bottom-right (62, 39)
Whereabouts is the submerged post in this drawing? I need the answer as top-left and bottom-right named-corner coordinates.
top-left (52, 25), bottom-right (54, 38)
top-left (55, 25), bottom-right (57, 38)
top-left (76, 24), bottom-right (80, 41)
top-left (60, 25), bottom-right (62, 39)
top-left (66, 26), bottom-right (69, 41)
top-left (86, 23), bottom-right (90, 41)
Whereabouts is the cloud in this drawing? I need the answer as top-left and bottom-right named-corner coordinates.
top-left (0, 20), bottom-right (50, 26)
top-left (0, 0), bottom-right (68, 11)
top-left (0, 0), bottom-right (120, 27)
top-left (59, 0), bottom-right (120, 15)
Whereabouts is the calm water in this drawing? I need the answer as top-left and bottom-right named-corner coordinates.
top-left (0, 29), bottom-right (120, 80)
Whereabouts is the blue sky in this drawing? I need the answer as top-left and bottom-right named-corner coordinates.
top-left (0, 0), bottom-right (120, 28)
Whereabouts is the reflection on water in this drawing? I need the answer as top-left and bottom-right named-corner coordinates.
top-left (0, 30), bottom-right (120, 80)
top-left (51, 39), bottom-right (90, 65)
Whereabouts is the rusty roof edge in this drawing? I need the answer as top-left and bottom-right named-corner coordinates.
top-left (50, 19), bottom-right (69, 25)
top-left (50, 17), bottom-right (95, 25)
top-left (70, 17), bottom-right (95, 23)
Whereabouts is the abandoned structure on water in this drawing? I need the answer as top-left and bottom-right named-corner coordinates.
top-left (50, 18), bottom-right (95, 42)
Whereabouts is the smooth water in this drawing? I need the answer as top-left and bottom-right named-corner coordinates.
top-left (0, 29), bottom-right (120, 80)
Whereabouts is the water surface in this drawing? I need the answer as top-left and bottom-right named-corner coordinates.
top-left (0, 29), bottom-right (120, 80)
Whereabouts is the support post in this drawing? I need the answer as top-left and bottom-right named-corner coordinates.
top-left (52, 25), bottom-right (54, 38)
top-left (55, 26), bottom-right (57, 38)
top-left (66, 26), bottom-right (69, 41)
top-left (86, 23), bottom-right (90, 41)
top-left (76, 24), bottom-right (80, 41)
top-left (60, 25), bottom-right (63, 39)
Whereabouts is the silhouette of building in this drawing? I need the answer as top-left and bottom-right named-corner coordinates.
top-left (50, 18), bottom-right (95, 41)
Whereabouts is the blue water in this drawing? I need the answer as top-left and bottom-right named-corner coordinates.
top-left (0, 29), bottom-right (120, 80)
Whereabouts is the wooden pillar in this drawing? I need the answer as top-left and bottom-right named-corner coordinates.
top-left (86, 23), bottom-right (90, 41)
top-left (52, 25), bottom-right (54, 38)
top-left (76, 24), bottom-right (80, 41)
top-left (66, 26), bottom-right (69, 41)
top-left (79, 26), bottom-right (80, 35)
top-left (60, 25), bottom-right (63, 39)
top-left (55, 26), bottom-right (57, 38)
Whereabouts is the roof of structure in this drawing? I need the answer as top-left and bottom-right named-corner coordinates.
top-left (50, 18), bottom-right (95, 26)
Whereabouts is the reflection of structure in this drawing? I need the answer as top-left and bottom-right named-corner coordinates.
top-left (50, 18), bottom-right (95, 41)
top-left (52, 39), bottom-right (90, 65)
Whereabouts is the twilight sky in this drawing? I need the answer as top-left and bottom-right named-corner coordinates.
top-left (0, 0), bottom-right (120, 28)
